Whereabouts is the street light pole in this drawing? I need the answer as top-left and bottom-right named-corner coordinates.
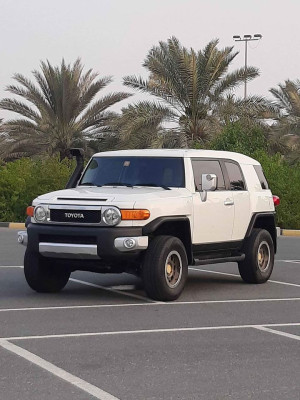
top-left (244, 39), bottom-right (248, 98)
top-left (233, 34), bottom-right (262, 99)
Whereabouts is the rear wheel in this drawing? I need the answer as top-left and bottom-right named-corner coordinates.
top-left (142, 235), bottom-right (188, 301)
top-left (238, 229), bottom-right (274, 283)
top-left (24, 250), bottom-right (70, 292)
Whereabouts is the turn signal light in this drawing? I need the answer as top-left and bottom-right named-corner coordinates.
top-left (273, 195), bottom-right (280, 207)
top-left (121, 209), bottom-right (150, 220)
top-left (26, 206), bottom-right (35, 217)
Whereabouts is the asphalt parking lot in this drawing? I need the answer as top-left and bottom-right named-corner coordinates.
top-left (0, 227), bottom-right (299, 400)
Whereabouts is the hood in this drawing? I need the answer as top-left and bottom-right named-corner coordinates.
top-left (34, 186), bottom-right (190, 206)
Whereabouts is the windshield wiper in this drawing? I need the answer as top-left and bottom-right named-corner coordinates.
top-left (79, 182), bottom-right (100, 187)
top-left (137, 183), bottom-right (171, 190)
top-left (102, 182), bottom-right (134, 188)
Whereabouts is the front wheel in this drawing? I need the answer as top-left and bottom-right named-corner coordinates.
top-left (24, 250), bottom-right (70, 293)
top-left (142, 235), bottom-right (188, 301)
top-left (238, 228), bottom-right (274, 283)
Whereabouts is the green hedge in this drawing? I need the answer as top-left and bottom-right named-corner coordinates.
top-left (253, 151), bottom-right (300, 229)
top-left (0, 156), bottom-right (74, 222)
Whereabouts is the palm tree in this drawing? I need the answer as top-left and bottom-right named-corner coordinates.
top-left (0, 59), bottom-right (131, 160)
top-left (270, 80), bottom-right (300, 162)
top-left (0, 119), bottom-right (7, 160)
top-left (123, 37), bottom-right (270, 146)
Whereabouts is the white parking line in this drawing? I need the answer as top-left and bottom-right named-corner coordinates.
top-left (0, 266), bottom-right (23, 268)
top-left (189, 267), bottom-right (300, 288)
top-left (1, 297), bottom-right (300, 313)
top-left (254, 326), bottom-right (300, 341)
top-left (189, 267), bottom-right (238, 278)
top-left (110, 285), bottom-right (137, 290)
top-left (69, 278), bottom-right (156, 303)
top-left (0, 340), bottom-right (119, 400)
top-left (276, 260), bottom-right (300, 264)
top-left (2, 322), bottom-right (300, 341)
top-left (269, 279), bottom-right (300, 288)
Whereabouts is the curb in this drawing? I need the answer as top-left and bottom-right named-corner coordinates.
top-left (0, 222), bottom-right (25, 229)
top-left (281, 229), bottom-right (300, 237)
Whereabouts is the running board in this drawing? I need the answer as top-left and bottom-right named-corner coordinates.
top-left (194, 254), bottom-right (245, 266)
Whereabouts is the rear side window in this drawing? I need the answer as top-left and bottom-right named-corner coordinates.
top-left (224, 162), bottom-right (246, 191)
top-left (192, 160), bottom-right (225, 191)
top-left (254, 165), bottom-right (269, 189)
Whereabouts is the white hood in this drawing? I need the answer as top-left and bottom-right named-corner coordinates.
top-left (34, 186), bottom-right (190, 207)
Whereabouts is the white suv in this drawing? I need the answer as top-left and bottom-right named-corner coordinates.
top-left (19, 149), bottom-right (278, 301)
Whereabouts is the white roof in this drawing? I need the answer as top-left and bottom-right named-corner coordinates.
top-left (93, 149), bottom-right (260, 165)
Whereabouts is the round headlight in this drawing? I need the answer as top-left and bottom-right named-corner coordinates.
top-left (34, 206), bottom-right (47, 222)
top-left (103, 208), bottom-right (121, 226)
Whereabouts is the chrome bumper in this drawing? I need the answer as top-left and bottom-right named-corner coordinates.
top-left (38, 236), bottom-right (149, 258)
top-left (39, 242), bottom-right (99, 259)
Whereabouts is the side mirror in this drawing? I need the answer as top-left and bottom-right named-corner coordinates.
top-left (199, 174), bottom-right (217, 202)
top-left (202, 174), bottom-right (217, 191)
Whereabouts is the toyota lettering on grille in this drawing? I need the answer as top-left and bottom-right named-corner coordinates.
top-left (64, 213), bottom-right (85, 219)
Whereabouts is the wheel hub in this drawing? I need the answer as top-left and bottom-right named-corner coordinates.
top-left (166, 263), bottom-right (172, 275)
top-left (257, 241), bottom-right (270, 272)
top-left (164, 251), bottom-right (182, 288)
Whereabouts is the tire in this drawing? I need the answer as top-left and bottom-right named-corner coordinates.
top-left (24, 250), bottom-right (70, 293)
top-left (238, 228), bottom-right (274, 284)
top-left (142, 235), bottom-right (188, 301)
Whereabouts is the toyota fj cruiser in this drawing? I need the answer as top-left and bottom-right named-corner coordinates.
top-left (18, 149), bottom-right (279, 301)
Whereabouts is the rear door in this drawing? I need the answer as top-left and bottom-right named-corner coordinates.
top-left (223, 161), bottom-right (251, 240)
top-left (192, 159), bottom-right (234, 244)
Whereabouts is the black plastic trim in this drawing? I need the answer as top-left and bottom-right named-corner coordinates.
top-left (65, 148), bottom-right (84, 189)
top-left (192, 240), bottom-right (243, 255)
top-left (245, 212), bottom-right (275, 237)
top-left (245, 212), bottom-right (277, 253)
top-left (142, 216), bottom-right (189, 235)
top-left (194, 254), bottom-right (245, 265)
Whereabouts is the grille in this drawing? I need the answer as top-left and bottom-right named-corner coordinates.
top-left (40, 234), bottom-right (97, 244)
top-left (50, 209), bottom-right (101, 223)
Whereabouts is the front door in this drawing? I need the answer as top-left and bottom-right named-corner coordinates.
top-left (191, 159), bottom-right (234, 244)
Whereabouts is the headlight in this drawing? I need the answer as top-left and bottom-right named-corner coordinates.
top-left (103, 208), bottom-right (121, 226)
top-left (34, 206), bottom-right (47, 222)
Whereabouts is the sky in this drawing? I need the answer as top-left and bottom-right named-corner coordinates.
top-left (0, 0), bottom-right (299, 120)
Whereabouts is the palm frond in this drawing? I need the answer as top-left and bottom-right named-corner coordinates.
top-left (0, 98), bottom-right (41, 122)
top-left (211, 67), bottom-right (259, 99)
top-left (0, 59), bottom-right (129, 159)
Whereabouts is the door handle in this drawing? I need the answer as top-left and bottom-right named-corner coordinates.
top-left (224, 199), bottom-right (234, 206)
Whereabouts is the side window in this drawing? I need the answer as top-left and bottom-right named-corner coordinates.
top-left (225, 162), bottom-right (246, 191)
top-left (192, 160), bottom-right (225, 191)
top-left (254, 165), bottom-right (269, 189)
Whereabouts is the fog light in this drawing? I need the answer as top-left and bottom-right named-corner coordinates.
top-left (123, 238), bottom-right (136, 249)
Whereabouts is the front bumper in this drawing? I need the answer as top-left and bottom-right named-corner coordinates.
top-left (21, 223), bottom-right (148, 261)
top-left (18, 231), bottom-right (28, 245)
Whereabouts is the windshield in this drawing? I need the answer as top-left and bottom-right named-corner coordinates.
top-left (79, 157), bottom-right (185, 188)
